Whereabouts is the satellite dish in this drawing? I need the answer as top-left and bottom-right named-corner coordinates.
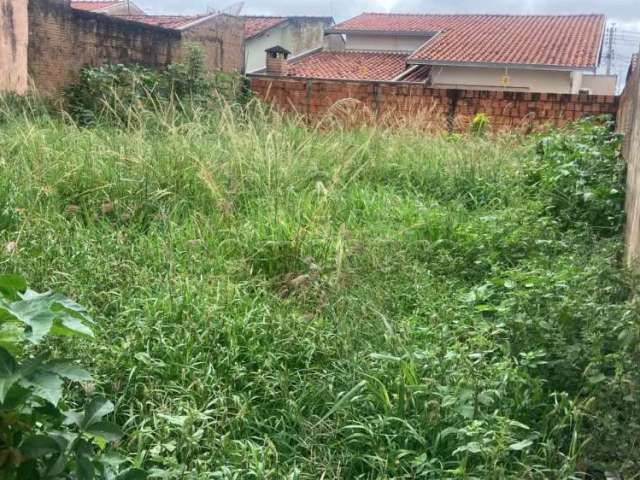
top-left (221, 2), bottom-right (244, 15)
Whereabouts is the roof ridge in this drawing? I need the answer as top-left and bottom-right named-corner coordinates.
top-left (359, 11), bottom-right (605, 18)
top-left (244, 15), bottom-right (332, 19)
top-left (336, 49), bottom-right (408, 55)
top-left (116, 13), bottom-right (206, 18)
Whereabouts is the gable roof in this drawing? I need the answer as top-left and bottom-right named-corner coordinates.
top-left (288, 51), bottom-right (409, 81)
top-left (328, 13), bottom-right (605, 70)
top-left (244, 16), bottom-right (288, 39)
top-left (70, 1), bottom-right (122, 11)
top-left (114, 14), bottom-right (218, 30)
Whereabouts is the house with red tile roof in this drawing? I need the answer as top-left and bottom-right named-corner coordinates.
top-left (252, 12), bottom-right (617, 95)
top-left (243, 16), bottom-right (338, 73)
top-left (70, 1), bottom-right (145, 15)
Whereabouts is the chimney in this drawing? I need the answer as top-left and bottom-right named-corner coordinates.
top-left (265, 46), bottom-right (291, 76)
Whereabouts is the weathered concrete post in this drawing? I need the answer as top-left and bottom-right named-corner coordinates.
top-left (0, 0), bottom-right (29, 94)
top-left (618, 61), bottom-right (640, 268)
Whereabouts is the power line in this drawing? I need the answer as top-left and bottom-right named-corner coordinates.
top-left (605, 23), bottom-right (616, 75)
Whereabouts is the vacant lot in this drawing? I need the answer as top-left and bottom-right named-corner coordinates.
top-left (1, 101), bottom-right (638, 478)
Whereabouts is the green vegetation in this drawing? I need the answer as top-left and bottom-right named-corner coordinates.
top-left (0, 89), bottom-right (637, 478)
top-left (64, 44), bottom-right (243, 127)
top-left (0, 273), bottom-right (147, 479)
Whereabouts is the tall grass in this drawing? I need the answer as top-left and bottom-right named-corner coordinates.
top-left (0, 97), bottom-right (638, 478)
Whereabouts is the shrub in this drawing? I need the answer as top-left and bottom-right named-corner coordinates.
top-left (0, 274), bottom-right (147, 479)
top-left (526, 116), bottom-right (625, 236)
top-left (64, 44), bottom-right (243, 126)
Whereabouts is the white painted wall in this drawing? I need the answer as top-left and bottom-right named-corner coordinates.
top-left (345, 33), bottom-right (429, 53)
top-left (430, 65), bottom-right (575, 93)
top-left (245, 19), bottom-right (330, 73)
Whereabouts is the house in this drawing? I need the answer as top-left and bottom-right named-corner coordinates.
top-left (70, 0), bottom-right (145, 15)
top-left (0, 0), bottom-right (244, 95)
top-left (254, 12), bottom-right (617, 95)
top-left (243, 16), bottom-right (338, 73)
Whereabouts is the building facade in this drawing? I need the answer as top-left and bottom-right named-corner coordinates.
top-left (244, 16), bottom-right (335, 73)
top-left (252, 12), bottom-right (617, 95)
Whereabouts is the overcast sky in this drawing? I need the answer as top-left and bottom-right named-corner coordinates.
top-left (138, 0), bottom-right (640, 89)
top-left (138, 0), bottom-right (639, 22)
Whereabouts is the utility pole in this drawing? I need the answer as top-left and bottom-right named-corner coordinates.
top-left (605, 23), bottom-right (616, 75)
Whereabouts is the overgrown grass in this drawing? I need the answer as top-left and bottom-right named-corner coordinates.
top-left (1, 98), bottom-right (638, 479)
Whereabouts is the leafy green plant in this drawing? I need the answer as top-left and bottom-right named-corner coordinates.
top-left (0, 274), bottom-right (146, 479)
top-left (526, 115), bottom-right (625, 235)
top-left (470, 113), bottom-right (490, 136)
top-left (64, 44), bottom-right (243, 126)
top-left (1, 98), bottom-right (637, 477)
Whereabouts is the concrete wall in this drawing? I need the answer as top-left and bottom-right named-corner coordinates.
top-left (0, 0), bottom-right (28, 94)
top-left (345, 33), bottom-right (429, 53)
top-left (248, 75), bottom-right (619, 132)
top-left (28, 0), bottom-right (180, 94)
top-left (430, 65), bottom-right (575, 94)
top-left (618, 65), bottom-right (640, 267)
top-left (582, 74), bottom-right (618, 95)
top-left (245, 18), bottom-right (332, 73)
top-left (325, 33), bottom-right (345, 51)
top-left (181, 14), bottom-right (244, 73)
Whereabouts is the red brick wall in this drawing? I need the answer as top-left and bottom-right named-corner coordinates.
top-left (248, 76), bottom-right (619, 132)
top-left (29, 0), bottom-right (180, 94)
top-left (27, 0), bottom-right (245, 95)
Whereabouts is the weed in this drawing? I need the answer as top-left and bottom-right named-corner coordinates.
top-left (0, 98), bottom-right (637, 478)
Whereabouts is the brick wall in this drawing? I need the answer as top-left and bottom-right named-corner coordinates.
top-left (26, 0), bottom-right (244, 95)
top-left (248, 76), bottom-right (619, 132)
top-left (29, 0), bottom-right (180, 94)
top-left (0, 0), bottom-right (28, 94)
top-left (618, 64), bottom-right (640, 267)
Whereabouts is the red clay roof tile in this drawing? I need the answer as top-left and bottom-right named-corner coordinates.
top-left (114, 14), bottom-right (212, 30)
top-left (70, 1), bottom-right (121, 11)
top-left (289, 51), bottom-right (409, 81)
top-left (329, 13), bottom-right (605, 69)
